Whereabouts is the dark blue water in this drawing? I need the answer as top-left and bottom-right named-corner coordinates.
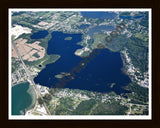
top-left (119, 15), bottom-right (144, 19)
top-left (134, 15), bottom-right (144, 19)
top-left (34, 31), bottom-right (131, 94)
top-left (81, 12), bottom-right (117, 19)
top-left (78, 24), bottom-right (90, 29)
top-left (30, 30), bottom-right (48, 39)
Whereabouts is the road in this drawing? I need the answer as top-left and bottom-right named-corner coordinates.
top-left (127, 102), bottom-right (148, 115)
top-left (12, 41), bottom-right (51, 115)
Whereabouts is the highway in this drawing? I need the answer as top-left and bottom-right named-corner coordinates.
top-left (12, 41), bottom-right (51, 115)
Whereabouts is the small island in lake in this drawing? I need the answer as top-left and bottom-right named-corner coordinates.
top-left (64, 37), bottom-right (72, 40)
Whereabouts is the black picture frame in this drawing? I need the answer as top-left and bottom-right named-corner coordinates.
top-left (0, 0), bottom-right (160, 128)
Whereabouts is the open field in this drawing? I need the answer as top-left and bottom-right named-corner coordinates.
top-left (12, 38), bottom-right (45, 62)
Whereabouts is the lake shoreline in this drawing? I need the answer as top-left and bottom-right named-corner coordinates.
top-left (120, 52), bottom-right (133, 81)
top-left (12, 82), bottom-right (36, 115)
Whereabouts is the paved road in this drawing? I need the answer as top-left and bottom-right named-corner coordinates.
top-left (12, 41), bottom-right (51, 115)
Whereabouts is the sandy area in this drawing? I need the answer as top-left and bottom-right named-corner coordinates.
top-left (11, 25), bottom-right (32, 39)
top-left (38, 21), bottom-right (49, 26)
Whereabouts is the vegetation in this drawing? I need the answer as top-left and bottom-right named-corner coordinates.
top-left (124, 82), bottom-right (149, 104)
top-left (64, 37), bottom-right (72, 40)
top-left (91, 33), bottom-right (128, 53)
top-left (43, 94), bottom-right (52, 104)
top-left (91, 33), bottom-right (106, 50)
top-left (55, 97), bottom-right (75, 115)
top-left (72, 99), bottom-right (97, 115)
top-left (110, 83), bottom-right (116, 88)
top-left (24, 54), bottom-right (60, 70)
top-left (125, 37), bottom-right (148, 73)
top-left (32, 52), bottom-right (40, 58)
top-left (106, 35), bottom-right (129, 52)
top-left (38, 97), bottom-right (44, 105)
top-left (45, 85), bottom-right (149, 115)
top-left (92, 102), bottom-right (128, 115)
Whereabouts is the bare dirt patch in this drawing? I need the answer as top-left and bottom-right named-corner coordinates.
top-left (12, 38), bottom-right (45, 62)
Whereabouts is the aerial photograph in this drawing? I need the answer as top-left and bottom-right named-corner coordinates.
top-left (9, 9), bottom-right (151, 119)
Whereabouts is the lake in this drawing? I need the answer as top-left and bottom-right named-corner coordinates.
top-left (30, 30), bottom-right (48, 39)
top-left (78, 24), bottom-right (90, 29)
top-left (12, 82), bottom-right (36, 115)
top-left (119, 15), bottom-right (144, 19)
top-left (34, 31), bottom-right (131, 94)
top-left (80, 12), bottom-right (117, 19)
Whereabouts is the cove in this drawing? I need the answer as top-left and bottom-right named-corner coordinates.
top-left (34, 31), bottom-right (131, 94)
top-left (30, 30), bottom-right (48, 39)
top-left (12, 82), bottom-right (36, 115)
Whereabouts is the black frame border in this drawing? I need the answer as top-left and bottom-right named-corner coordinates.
top-left (0, 0), bottom-right (160, 128)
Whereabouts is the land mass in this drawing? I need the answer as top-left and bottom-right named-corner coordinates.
top-left (11, 11), bottom-right (149, 116)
